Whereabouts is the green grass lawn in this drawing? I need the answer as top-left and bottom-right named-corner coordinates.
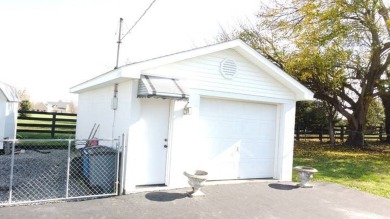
top-left (17, 132), bottom-right (75, 139)
top-left (293, 142), bottom-right (390, 198)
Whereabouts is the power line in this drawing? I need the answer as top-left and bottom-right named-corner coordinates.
top-left (121, 0), bottom-right (158, 41)
top-left (114, 0), bottom-right (158, 69)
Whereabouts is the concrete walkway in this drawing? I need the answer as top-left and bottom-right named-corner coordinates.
top-left (0, 181), bottom-right (389, 219)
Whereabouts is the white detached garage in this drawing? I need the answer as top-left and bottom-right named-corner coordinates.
top-left (71, 40), bottom-right (313, 193)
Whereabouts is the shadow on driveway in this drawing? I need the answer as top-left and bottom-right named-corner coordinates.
top-left (268, 183), bottom-right (299, 190)
top-left (145, 192), bottom-right (187, 202)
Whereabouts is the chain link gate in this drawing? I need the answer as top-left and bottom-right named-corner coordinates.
top-left (0, 138), bottom-right (121, 206)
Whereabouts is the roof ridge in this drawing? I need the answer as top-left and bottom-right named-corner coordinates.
top-left (118, 40), bottom-right (238, 68)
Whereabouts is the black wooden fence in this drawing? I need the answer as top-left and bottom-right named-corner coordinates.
top-left (295, 125), bottom-right (387, 142)
top-left (17, 111), bottom-right (77, 138)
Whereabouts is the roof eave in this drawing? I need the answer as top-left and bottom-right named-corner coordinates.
top-left (70, 69), bottom-right (126, 93)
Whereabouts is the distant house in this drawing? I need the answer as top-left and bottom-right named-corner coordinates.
top-left (46, 101), bottom-right (71, 113)
top-left (32, 101), bottom-right (73, 113)
top-left (0, 81), bottom-right (19, 150)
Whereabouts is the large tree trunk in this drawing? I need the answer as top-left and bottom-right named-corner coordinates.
top-left (380, 94), bottom-right (390, 143)
top-left (345, 129), bottom-right (364, 146)
top-left (344, 101), bottom-right (368, 147)
top-left (345, 118), bottom-right (365, 146)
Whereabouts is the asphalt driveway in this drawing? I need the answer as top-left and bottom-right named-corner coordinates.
top-left (0, 181), bottom-right (389, 219)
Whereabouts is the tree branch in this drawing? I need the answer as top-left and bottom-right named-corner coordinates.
top-left (344, 83), bottom-right (360, 96)
top-left (378, 0), bottom-right (390, 36)
top-left (314, 92), bottom-right (352, 120)
top-left (381, 42), bottom-right (390, 53)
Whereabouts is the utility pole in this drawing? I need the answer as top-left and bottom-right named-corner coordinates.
top-left (114, 18), bottom-right (123, 69)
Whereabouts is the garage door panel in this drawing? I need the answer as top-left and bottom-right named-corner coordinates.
top-left (199, 98), bottom-right (277, 180)
top-left (240, 141), bottom-right (275, 159)
top-left (208, 162), bottom-right (238, 180)
top-left (202, 119), bottom-right (274, 140)
top-left (239, 159), bottom-right (274, 179)
top-left (240, 121), bottom-right (262, 138)
top-left (200, 119), bottom-right (242, 138)
top-left (259, 123), bottom-right (277, 139)
top-left (201, 138), bottom-right (239, 179)
top-left (202, 138), bottom-right (239, 159)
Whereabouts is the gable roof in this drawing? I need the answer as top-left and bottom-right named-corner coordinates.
top-left (70, 39), bottom-right (313, 100)
top-left (0, 81), bottom-right (19, 102)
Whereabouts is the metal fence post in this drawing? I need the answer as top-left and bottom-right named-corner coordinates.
top-left (120, 133), bottom-right (126, 195)
top-left (65, 140), bottom-right (72, 199)
top-left (8, 139), bottom-right (16, 204)
top-left (115, 137), bottom-right (120, 195)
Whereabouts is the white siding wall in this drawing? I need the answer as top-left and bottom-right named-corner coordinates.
top-left (112, 81), bottom-right (134, 139)
top-left (142, 49), bottom-right (295, 100)
top-left (0, 94), bottom-right (6, 149)
top-left (4, 102), bottom-right (18, 138)
top-left (76, 86), bottom-right (114, 140)
top-left (75, 81), bottom-right (133, 141)
top-left (0, 95), bottom-right (17, 149)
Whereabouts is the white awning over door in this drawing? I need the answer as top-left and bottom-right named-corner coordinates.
top-left (137, 75), bottom-right (189, 100)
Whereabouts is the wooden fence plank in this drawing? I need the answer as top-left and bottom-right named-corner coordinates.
top-left (294, 125), bottom-right (386, 142)
top-left (17, 111), bottom-right (77, 138)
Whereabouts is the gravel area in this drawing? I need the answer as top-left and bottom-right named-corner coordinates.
top-left (0, 150), bottom-right (67, 188)
top-left (0, 149), bottom-right (95, 204)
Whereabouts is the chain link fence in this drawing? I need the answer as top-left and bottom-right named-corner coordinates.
top-left (0, 138), bottom-right (121, 206)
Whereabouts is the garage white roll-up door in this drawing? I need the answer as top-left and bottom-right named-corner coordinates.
top-left (199, 98), bottom-right (277, 180)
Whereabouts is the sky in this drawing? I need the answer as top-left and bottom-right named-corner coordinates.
top-left (0, 0), bottom-right (260, 103)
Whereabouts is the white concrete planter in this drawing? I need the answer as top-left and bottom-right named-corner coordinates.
top-left (293, 166), bottom-right (318, 188)
top-left (183, 170), bottom-right (208, 197)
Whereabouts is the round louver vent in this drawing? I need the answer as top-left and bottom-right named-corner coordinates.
top-left (220, 59), bottom-right (237, 79)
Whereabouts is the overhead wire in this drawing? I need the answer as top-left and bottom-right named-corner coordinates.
top-left (120, 0), bottom-right (158, 41)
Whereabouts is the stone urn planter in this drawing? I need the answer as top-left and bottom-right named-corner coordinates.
top-left (293, 166), bottom-right (318, 188)
top-left (183, 170), bottom-right (208, 197)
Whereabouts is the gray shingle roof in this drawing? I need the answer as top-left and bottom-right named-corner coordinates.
top-left (0, 81), bottom-right (19, 102)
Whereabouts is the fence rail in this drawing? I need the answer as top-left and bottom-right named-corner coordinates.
top-left (295, 125), bottom-right (387, 142)
top-left (17, 111), bottom-right (77, 138)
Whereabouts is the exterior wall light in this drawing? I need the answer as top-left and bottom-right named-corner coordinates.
top-left (183, 102), bottom-right (192, 115)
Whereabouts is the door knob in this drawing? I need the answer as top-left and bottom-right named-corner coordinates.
top-left (164, 145), bottom-right (168, 148)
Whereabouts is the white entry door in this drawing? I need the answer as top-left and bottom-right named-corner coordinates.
top-left (135, 98), bottom-right (170, 185)
top-left (199, 98), bottom-right (277, 180)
